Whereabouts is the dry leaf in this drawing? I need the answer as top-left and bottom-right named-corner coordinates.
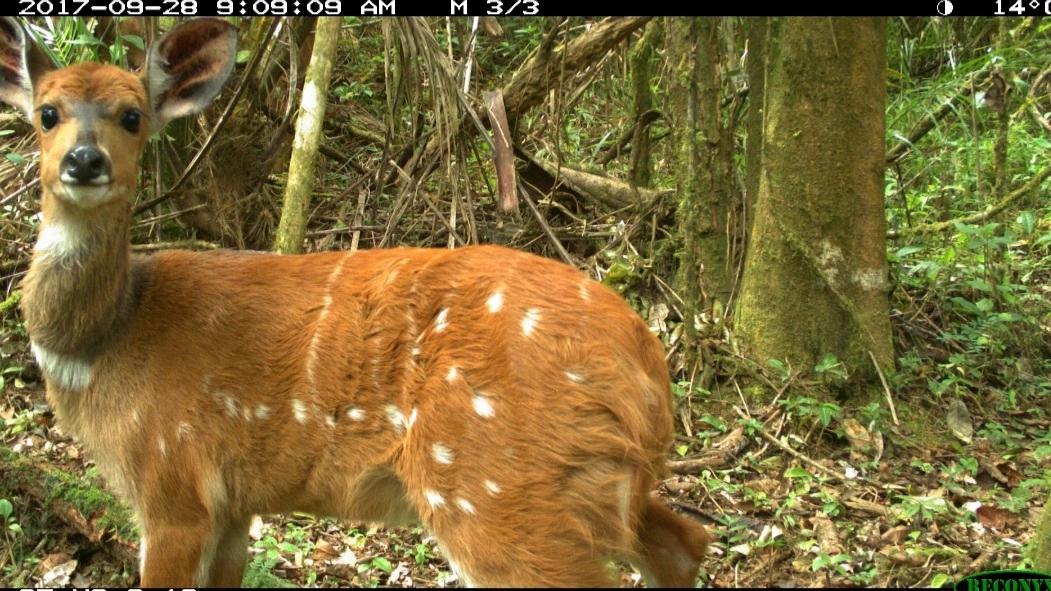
top-left (880, 525), bottom-right (911, 545)
top-left (842, 418), bottom-right (872, 451)
top-left (331, 548), bottom-right (357, 566)
top-left (40, 560), bottom-right (77, 587)
top-left (976, 505), bottom-right (1019, 530)
top-left (38, 553), bottom-right (74, 574)
top-left (311, 537), bottom-right (339, 561)
top-left (995, 461), bottom-right (1024, 488)
top-left (648, 303), bottom-right (670, 334)
top-left (947, 399), bottom-right (973, 443)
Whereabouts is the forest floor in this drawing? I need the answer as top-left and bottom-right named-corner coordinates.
top-left (1, 376), bottom-right (1047, 588)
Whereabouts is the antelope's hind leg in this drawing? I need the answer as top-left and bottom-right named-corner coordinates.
top-left (202, 515), bottom-right (253, 587)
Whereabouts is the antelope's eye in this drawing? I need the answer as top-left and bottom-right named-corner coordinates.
top-left (121, 109), bottom-right (141, 133)
top-left (40, 105), bottom-right (59, 130)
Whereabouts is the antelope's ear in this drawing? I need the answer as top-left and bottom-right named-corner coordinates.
top-left (0, 17), bottom-right (57, 118)
top-left (143, 17), bottom-right (237, 128)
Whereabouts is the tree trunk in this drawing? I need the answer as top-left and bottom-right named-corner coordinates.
top-left (274, 17), bottom-right (342, 254)
top-left (737, 18), bottom-right (893, 381)
top-left (668, 18), bottom-right (739, 364)
top-left (1033, 489), bottom-right (1051, 570)
top-left (629, 20), bottom-right (661, 188)
top-left (743, 17), bottom-right (767, 236)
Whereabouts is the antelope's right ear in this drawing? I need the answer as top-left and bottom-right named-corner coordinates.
top-left (0, 17), bottom-right (56, 118)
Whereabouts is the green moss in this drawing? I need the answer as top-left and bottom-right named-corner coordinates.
top-left (0, 447), bottom-right (138, 542)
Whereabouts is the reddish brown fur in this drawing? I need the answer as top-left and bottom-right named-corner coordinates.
top-left (4, 18), bottom-right (709, 587)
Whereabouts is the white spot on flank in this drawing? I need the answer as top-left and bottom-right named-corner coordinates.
top-left (408, 407), bottom-right (418, 428)
top-left (473, 395), bottom-right (495, 418)
top-left (158, 438), bottom-right (167, 457)
top-left (486, 290), bottom-right (504, 314)
top-left (30, 342), bottom-right (92, 391)
top-left (292, 399), bottom-right (308, 423)
top-left (386, 405), bottom-right (407, 433)
top-left (425, 490), bottom-right (446, 508)
top-left (432, 442), bottom-right (454, 464)
top-left (565, 371), bottom-right (585, 384)
top-left (521, 309), bottom-right (542, 336)
top-left (411, 346), bottom-right (421, 357)
top-left (177, 422), bottom-right (192, 440)
top-left (485, 480), bottom-right (501, 495)
top-left (255, 405), bottom-right (271, 420)
top-left (456, 497), bottom-right (476, 514)
top-left (223, 395), bottom-right (238, 418)
top-left (132, 410), bottom-right (141, 426)
top-left (434, 308), bottom-right (450, 332)
top-left (579, 281), bottom-right (590, 301)
top-left (347, 408), bottom-right (365, 421)
top-left (325, 414), bottom-right (337, 428)
top-left (446, 366), bottom-right (459, 382)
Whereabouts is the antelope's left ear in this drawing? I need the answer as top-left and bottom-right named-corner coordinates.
top-left (0, 17), bottom-right (57, 118)
top-left (142, 17), bottom-right (238, 129)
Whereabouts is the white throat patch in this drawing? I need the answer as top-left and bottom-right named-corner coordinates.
top-left (31, 342), bottom-right (93, 391)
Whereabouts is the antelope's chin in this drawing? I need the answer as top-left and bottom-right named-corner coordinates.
top-left (52, 182), bottom-right (125, 208)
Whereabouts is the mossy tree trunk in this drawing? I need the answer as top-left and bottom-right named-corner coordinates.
top-left (668, 18), bottom-right (740, 366)
top-left (743, 17), bottom-right (767, 236)
top-left (737, 18), bottom-right (894, 382)
top-left (629, 20), bottom-right (661, 188)
top-left (1033, 488), bottom-right (1051, 570)
top-left (273, 17), bottom-right (342, 254)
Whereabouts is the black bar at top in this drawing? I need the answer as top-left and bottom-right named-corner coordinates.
top-left (0, 0), bottom-right (1021, 19)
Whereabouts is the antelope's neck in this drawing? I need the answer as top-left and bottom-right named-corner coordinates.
top-left (21, 198), bottom-right (139, 389)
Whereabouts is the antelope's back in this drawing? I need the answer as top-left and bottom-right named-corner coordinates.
top-left (144, 243), bottom-right (674, 452)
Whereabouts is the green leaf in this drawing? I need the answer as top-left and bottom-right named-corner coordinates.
top-left (950, 297), bottom-right (980, 315)
top-left (675, 445), bottom-right (688, 457)
top-left (277, 542), bottom-right (299, 554)
top-left (0, 499), bottom-right (11, 518)
top-left (6, 153), bottom-right (25, 166)
top-left (931, 573), bottom-right (952, 588)
top-left (372, 556), bottom-right (392, 574)
top-left (814, 353), bottom-right (839, 373)
top-left (122, 35), bottom-right (145, 50)
top-left (893, 245), bottom-right (924, 258)
top-left (784, 467), bottom-right (811, 479)
top-left (700, 416), bottom-right (727, 431)
top-left (966, 279), bottom-right (991, 292)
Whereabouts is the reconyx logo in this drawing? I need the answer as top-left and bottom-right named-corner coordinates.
top-left (954, 570), bottom-right (1051, 591)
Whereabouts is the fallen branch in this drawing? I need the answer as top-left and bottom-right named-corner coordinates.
top-left (0, 447), bottom-right (137, 563)
top-left (888, 156), bottom-right (1051, 238)
top-left (734, 407), bottom-right (848, 482)
top-left (666, 426), bottom-right (747, 475)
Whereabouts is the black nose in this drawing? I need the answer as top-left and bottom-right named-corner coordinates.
top-left (61, 145), bottom-right (110, 184)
